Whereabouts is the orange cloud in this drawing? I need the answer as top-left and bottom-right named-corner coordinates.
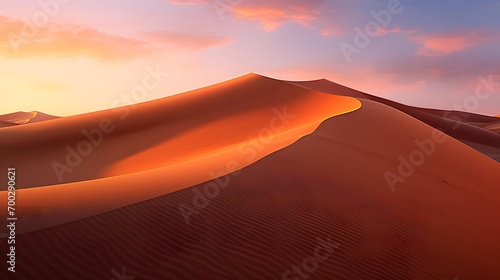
top-left (167, 0), bottom-right (323, 32)
top-left (167, 0), bottom-right (344, 35)
top-left (411, 31), bottom-right (494, 57)
top-left (0, 15), bottom-right (230, 60)
top-left (0, 16), bottom-right (154, 60)
top-left (232, 0), bottom-right (321, 32)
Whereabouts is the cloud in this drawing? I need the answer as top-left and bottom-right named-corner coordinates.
top-left (375, 26), bottom-right (416, 36)
top-left (167, 0), bottom-right (325, 32)
top-left (166, 0), bottom-right (350, 38)
top-left (0, 16), bottom-right (154, 60)
top-left (231, 0), bottom-right (322, 32)
top-left (320, 25), bottom-right (342, 37)
top-left (411, 31), bottom-right (495, 57)
top-left (0, 15), bottom-right (230, 60)
top-left (233, 0), bottom-right (320, 32)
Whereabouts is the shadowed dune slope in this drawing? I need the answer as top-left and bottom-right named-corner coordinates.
top-left (290, 79), bottom-right (500, 160)
top-left (0, 121), bottom-right (17, 128)
top-left (1, 99), bottom-right (498, 279)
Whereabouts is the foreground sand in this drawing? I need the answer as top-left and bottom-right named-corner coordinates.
top-left (0, 74), bottom-right (499, 279)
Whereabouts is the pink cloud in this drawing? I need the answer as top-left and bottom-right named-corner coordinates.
top-left (168, 0), bottom-right (324, 32)
top-left (392, 27), bottom-right (417, 34)
top-left (167, 0), bottom-right (349, 38)
top-left (231, 1), bottom-right (321, 32)
top-left (320, 24), bottom-right (342, 37)
top-left (376, 26), bottom-right (416, 36)
top-left (411, 31), bottom-right (495, 57)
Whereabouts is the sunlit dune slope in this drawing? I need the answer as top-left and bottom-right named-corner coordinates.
top-left (291, 79), bottom-right (500, 160)
top-left (0, 74), bottom-right (360, 233)
top-left (2, 99), bottom-right (498, 279)
top-left (30, 111), bottom-right (60, 123)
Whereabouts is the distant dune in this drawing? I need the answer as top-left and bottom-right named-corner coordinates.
top-left (0, 111), bottom-right (59, 127)
top-left (291, 79), bottom-right (500, 161)
top-left (0, 74), bottom-right (499, 279)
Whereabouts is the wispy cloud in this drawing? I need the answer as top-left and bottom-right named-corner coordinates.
top-left (231, 0), bottom-right (322, 32)
top-left (141, 30), bottom-right (231, 50)
top-left (0, 15), bottom-right (230, 60)
top-left (320, 24), bottom-right (342, 37)
top-left (411, 31), bottom-right (496, 57)
top-left (168, 0), bottom-right (325, 32)
top-left (376, 26), bottom-right (416, 36)
top-left (0, 16), bottom-right (154, 60)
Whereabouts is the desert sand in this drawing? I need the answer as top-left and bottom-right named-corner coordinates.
top-left (0, 74), bottom-right (499, 279)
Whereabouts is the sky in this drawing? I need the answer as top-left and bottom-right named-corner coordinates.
top-left (0, 0), bottom-right (499, 116)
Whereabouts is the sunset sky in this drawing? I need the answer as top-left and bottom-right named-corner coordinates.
top-left (1, 0), bottom-right (499, 116)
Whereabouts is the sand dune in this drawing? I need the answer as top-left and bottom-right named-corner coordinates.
top-left (29, 111), bottom-right (60, 123)
top-left (478, 121), bottom-right (500, 134)
top-left (0, 111), bottom-right (37, 124)
top-left (0, 74), bottom-right (360, 234)
top-left (0, 74), bottom-right (499, 279)
top-left (0, 111), bottom-right (59, 125)
top-left (291, 79), bottom-right (500, 161)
